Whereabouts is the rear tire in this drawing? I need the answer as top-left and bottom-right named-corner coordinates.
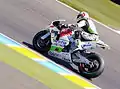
top-left (32, 30), bottom-right (51, 52)
top-left (78, 53), bottom-right (104, 79)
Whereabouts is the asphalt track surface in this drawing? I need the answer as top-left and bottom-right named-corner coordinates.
top-left (0, 62), bottom-right (49, 89)
top-left (0, 0), bottom-right (120, 89)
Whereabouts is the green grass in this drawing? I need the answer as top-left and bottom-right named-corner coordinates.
top-left (59, 0), bottom-right (120, 29)
top-left (0, 43), bottom-right (83, 89)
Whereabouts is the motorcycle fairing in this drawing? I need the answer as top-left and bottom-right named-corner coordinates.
top-left (50, 45), bottom-right (63, 52)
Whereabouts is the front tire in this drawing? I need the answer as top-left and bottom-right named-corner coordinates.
top-left (32, 30), bottom-right (51, 52)
top-left (78, 53), bottom-right (104, 79)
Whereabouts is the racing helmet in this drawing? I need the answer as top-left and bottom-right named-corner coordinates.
top-left (76, 11), bottom-right (89, 22)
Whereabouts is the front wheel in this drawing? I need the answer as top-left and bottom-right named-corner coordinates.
top-left (78, 53), bottom-right (104, 79)
top-left (32, 30), bottom-right (51, 52)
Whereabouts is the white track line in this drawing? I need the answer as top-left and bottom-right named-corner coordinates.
top-left (56, 0), bottom-right (120, 35)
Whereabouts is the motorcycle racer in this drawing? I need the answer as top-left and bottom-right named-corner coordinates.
top-left (75, 11), bottom-right (99, 41)
top-left (49, 11), bottom-right (109, 51)
top-left (51, 11), bottom-right (98, 41)
top-left (73, 11), bottom-right (110, 50)
top-left (33, 12), bottom-right (110, 79)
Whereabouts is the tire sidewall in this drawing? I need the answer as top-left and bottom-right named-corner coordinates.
top-left (32, 30), bottom-right (51, 52)
top-left (78, 52), bottom-right (105, 78)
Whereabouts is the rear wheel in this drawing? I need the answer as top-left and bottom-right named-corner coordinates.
top-left (78, 53), bottom-right (104, 78)
top-left (32, 30), bottom-right (51, 52)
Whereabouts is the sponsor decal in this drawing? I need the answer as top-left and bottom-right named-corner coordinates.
top-left (82, 42), bottom-right (91, 48)
top-left (48, 51), bottom-right (71, 62)
top-left (54, 40), bottom-right (67, 47)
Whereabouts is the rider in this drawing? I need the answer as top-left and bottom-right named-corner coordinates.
top-left (75, 11), bottom-right (99, 41)
top-left (51, 11), bottom-right (104, 51)
top-left (72, 11), bottom-right (101, 50)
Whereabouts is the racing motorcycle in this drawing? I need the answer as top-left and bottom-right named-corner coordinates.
top-left (32, 20), bottom-right (110, 79)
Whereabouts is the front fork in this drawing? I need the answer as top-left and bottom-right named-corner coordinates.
top-left (41, 32), bottom-right (50, 40)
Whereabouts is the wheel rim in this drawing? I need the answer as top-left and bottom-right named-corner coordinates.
top-left (37, 37), bottom-right (50, 48)
top-left (80, 58), bottom-right (100, 73)
top-left (37, 37), bottom-right (45, 48)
